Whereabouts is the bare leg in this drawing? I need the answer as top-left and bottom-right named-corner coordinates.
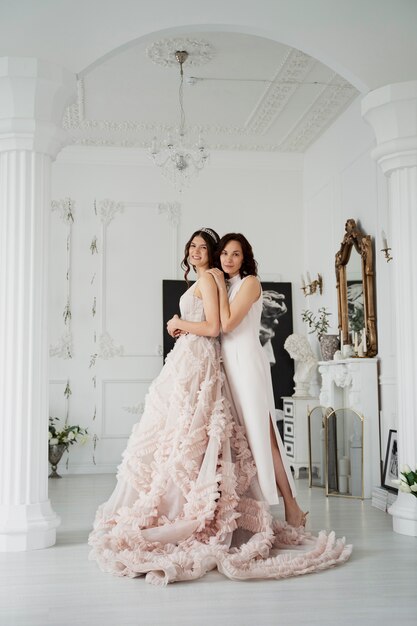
top-left (269, 420), bottom-right (307, 527)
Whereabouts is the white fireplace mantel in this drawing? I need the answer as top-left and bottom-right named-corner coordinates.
top-left (318, 358), bottom-right (380, 498)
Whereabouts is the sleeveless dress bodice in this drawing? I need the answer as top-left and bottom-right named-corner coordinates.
top-left (179, 281), bottom-right (206, 322)
top-left (221, 275), bottom-right (263, 351)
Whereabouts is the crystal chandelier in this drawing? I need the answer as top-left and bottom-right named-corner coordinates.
top-left (149, 51), bottom-right (209, 190)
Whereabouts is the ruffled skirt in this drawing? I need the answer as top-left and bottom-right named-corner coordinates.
top-left (88, 334), bottom-right (351, 585)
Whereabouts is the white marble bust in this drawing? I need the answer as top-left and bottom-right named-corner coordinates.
top-left (284, 334), bottom-right (318, 397)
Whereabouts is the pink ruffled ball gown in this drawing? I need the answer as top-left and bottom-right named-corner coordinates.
top-left (88, 280), bottom-right (351, 585)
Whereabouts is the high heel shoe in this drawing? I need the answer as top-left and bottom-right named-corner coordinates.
top-left (285, 508), bottom-right (309, 528)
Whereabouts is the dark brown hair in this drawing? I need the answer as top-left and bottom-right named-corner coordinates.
top-left (216, 233), bottom-right (258, 278)
top-left (181, 228), bottom-right (220, 284)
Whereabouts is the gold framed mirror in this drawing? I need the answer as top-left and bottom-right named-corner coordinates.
top-left (335, 219), bottom-right (377, 356)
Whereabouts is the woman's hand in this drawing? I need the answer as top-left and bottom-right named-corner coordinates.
top-left (167, 314), bottom-right (182, 337)
top-left (206, 268), bottom-right (227, 292)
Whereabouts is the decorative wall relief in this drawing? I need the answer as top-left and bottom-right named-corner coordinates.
top-left (99, 331), bottom-right (124, 359)
top-left (96, 198), bottom-right (125, 357)
top-left (89, 199), bottom-right (125, 462)
top-left (159, 202), bottom-right (181, 279)
top-left (89, 203), bottom-right (99, 463)
top-left (50, 197), bottom-right (75, 359)
top-left (123, 402), bottom-right (145, 416)
top-left (49, 193), bottom-right (182, 472)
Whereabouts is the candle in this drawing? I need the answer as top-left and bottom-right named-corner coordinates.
top-left (354, 331), bottom-right (358, 352)
top-left (343, 456), bottom-right (351, 474)
top-left (382, 230), bottom-right (388, 249)
top-left (338, 458), bottom-right (349, 476)
top-left (340, 330), bottom-right (344, 349)
top-left (301, 274), bottom-right (306, 288)
top-left (362, 328), bottom-right (367, 353)
top-left (338, 475), bottom-right (348, 494)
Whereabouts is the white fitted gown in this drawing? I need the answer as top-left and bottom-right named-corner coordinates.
top-left (221, 274), bottom-right (296, 505)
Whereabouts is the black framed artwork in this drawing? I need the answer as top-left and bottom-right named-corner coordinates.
top-left (382, 429), bottom-right (398, 493)
top-left (162, 280), bottom-right (294, 410)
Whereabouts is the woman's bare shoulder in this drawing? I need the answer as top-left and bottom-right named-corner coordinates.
top-left (241, 275), bottom-right (260, 291)
top-left (200, 271), bottom-right (217, 286)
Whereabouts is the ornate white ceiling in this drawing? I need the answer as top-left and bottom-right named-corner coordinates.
top-left (63, 32), bottom-right (358, 153)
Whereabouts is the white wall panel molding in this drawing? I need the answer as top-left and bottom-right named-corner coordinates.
top-left (59, 462), bottom-right (118, 475)
top-left (95, 198), bottom-right (126, 359)
top-left (49, 197), bottom-right (75, 359)
top-left (158, 202), bottom-right (180, 279)
top-left (101, 379), bottom-right (153, 439)
top-left (99, 201), bottom-right (181, 357)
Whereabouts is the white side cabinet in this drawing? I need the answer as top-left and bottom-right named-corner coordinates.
top-left (281, 396), bottom-right (319, 479)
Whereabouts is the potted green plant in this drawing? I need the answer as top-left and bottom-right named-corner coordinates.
top-left (48, 417), bottom-right (88, 478)
top-left (301, 307), bottom-right (339, 361)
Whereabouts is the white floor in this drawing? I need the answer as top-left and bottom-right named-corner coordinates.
top-left (0, 475), bottom-right (416, 626)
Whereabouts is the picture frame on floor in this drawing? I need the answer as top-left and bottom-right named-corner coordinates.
top-left (382, 429), bottom-right (398, 492)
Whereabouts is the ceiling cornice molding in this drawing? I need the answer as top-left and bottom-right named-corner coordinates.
top-left (245, 49), bottom-right (315, 135)
top-left (280, 74), bottom-right (357, 151)
top-left (61, 35), bottom-right (358, 153)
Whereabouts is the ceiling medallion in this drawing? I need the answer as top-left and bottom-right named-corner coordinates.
top-left (146, 37), bottom-right (215, 67)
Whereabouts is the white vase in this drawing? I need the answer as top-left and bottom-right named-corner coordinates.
top-left (389, 492), bottom-right (417, 536)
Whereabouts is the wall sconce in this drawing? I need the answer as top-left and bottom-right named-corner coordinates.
top-left (301, 272), bottom-right (323, 296)
top-left (381, 230), bottom-right (393, 262)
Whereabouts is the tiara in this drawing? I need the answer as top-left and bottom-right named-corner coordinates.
top-left (200, 227), bottom-right (218, 243)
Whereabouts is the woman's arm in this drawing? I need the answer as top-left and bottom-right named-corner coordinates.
top-left (166, 273), bottom-right (220, 338)
top-left (207, 270), bottom-right (261, 333)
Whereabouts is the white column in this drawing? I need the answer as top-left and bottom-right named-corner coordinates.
top-left (0, 58), bottom-right (75, 550)
top-left (362, 81), bottom-right (417, 536)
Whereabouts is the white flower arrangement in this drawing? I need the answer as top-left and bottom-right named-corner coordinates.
top-left (48, 417), bottom-right (88, 448)
top-left (392, 464), bottom-right (417, 497)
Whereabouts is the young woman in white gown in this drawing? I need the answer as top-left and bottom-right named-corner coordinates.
top-left (208, 233), bottom-right (307, 527)
top-left (89, 229), bottom-right (351, 585)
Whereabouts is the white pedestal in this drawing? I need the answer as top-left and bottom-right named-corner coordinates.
top-left (282, 396), bottom-right (319, 479)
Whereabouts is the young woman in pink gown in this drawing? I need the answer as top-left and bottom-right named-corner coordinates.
top-left (89, 229), bottom-right (351, 586)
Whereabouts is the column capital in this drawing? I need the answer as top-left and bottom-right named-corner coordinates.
top-left (361, 80), bottom-right (417, 174)
top-left (0, 57), bottom-right (76, 157)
